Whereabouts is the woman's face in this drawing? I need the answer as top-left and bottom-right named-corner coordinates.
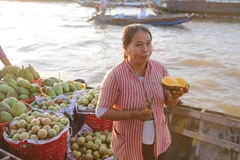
top-left (124, 30), bottom-right (152, 65)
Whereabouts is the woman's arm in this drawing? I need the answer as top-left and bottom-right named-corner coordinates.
top-left (0, 46), bottom-right (11, 66)
top-left (1, 57), bottom-right (11, 66)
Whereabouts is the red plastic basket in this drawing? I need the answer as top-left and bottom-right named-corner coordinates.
top-left (84, 114), bottom-right (113, 132)
top-left (0, 121), bottom-right (10, 148)
top-left (5, 130), bottom-right (68, 160)
top-left (0, 121), bottom-right (10, 133)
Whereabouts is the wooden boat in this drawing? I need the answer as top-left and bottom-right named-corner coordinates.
top-left (92, 13), bottom-right (194, 26)
top-left (75, 0), bottom-right (147, 8)
top-left (165, 104), bottom-right (240, 160)
top-left (67, 82), bottom-right (240, 159)
top-left (147, 0), bottom-right (240, 17)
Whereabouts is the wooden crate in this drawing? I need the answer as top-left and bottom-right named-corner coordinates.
top-left (165, 104), bottom-right (240, 160)
top-left (0, 148), bottom-right (22, 160)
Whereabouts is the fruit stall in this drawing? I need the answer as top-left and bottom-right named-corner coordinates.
top-left (0, 64), bottom-right (114, 160)
top-left (2, 64), bottom-right (239, 160)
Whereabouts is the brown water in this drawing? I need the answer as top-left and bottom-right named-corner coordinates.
top-left (0, 0), bottom-right (239, 115)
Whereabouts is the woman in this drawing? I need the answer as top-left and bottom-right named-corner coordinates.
top-left (96, 24), bottom-right (189, 160)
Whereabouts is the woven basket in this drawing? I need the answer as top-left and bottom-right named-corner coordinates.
top-left (84, 114), bottom-right (113, 132)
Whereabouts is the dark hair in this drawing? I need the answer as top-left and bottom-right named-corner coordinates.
top-left (122, 24), bottom-right (152, 58)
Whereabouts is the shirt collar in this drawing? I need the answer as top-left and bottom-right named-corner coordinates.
top-left (124, 59), bottom-right (151, 72)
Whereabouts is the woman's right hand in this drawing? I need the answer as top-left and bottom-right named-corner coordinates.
top-left (133, 107), bottom-right (153, 122)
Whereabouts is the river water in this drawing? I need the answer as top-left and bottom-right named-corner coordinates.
top-left (0, 0), bottom-right (239, 115)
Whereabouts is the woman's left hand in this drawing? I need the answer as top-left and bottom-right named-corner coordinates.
top-left (169, 87), bottom-right (189, 100)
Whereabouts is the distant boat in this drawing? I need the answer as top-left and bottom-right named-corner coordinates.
top-left (91, 13), bottom-right (194, 26)
top-left (75, 0), bottom-right (147, 8)
top-left (147, 0), bottom-right (240, 17)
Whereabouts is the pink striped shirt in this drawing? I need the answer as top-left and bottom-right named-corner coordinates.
top-left (97, 59), bottom-right (171, 160)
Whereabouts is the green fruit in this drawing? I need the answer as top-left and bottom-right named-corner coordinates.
top-left (45, 87), bottom-right (56, 97)
top-left (7, 90), bottom-right (18, 99)
top-left (0, 111), bottom-right (13, 123)
top-left (18, 94), bottom-right (30, 100)
top-left (29, 92), bottom-right (40, 98)
top-left (1, 65), bottom-right (21, 77)
top-left (73, 82), bottom-right (82, 90)
top-left (16, 77), bottom-right (32, 89)
top-left (0, 93), bottom-right (7, 101)
top-left (77, 98), bottom-right (83, 105)
top-left (29, 84), bottom-right (40, 93)
top-left (0, 102), bottom-right (12, 114)
top-left (49, 77), bottom-right (60, 83)
top-left (48, 129), bottom-right (57, 138)
top-left (68, 84), bottom-right (77, 92)
top-left (60, 82), bottom-right (69, 93)
top-left (43, 79), bottom-right (55, 86)
top-left (2, 97), bottom-right (18, 108)
top-left (99, 146), bottom-right (108, 156)
top-left (0, 84), bottom-right (15, 94)
top-left (12, 101), bottom-right (28, 117)
top-left (7, 78), bottom-right (18, 90)
top-left (83, 98), bottom-right (89, 106)
top-left (12, 133), bottom-right (21, 140)
top-left (25, 64), bottom-right (40, 80)
top-left (16, 87), bottom-right (30, 96)
top-left (87, 95), bottom-right (93, 101)
top-left (53, 83), bottom-right (63, 96)
top-left (16, 66), bottom-right (34, 82)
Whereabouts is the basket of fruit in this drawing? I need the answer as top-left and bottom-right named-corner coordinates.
top-left (68, 124), bottom-right (114, 160)
top-left (0, 98), bottom-right (32, 137)
top-left (74, 86), bottom-right (100, 113)
top-left (3, 111), bottom-right (70, 160)
top-left (30, 95), bottom-right (75, 114)
top-left (74, 86), bottom-right (113, 132)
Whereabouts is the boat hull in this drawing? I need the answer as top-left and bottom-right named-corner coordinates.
top-left (148, 0), bottom-right (240, 17)
top-left (94, 14), bottom-right (193, 26)
top-left (75, 0), bottom-right (147, 7)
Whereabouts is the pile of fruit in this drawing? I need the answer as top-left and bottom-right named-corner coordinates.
top-left (76, 86), bottom-right (100, 110)
top-left (70, 130), bottom-right (113, 159)
top-left (0, 64), bottom-right (41, 101)
top-left (0, 97), bottom-right (30, 123)
top-left (6, 111), bottom-right (69, 141)
top-left (1, 64), bottom-right (40, 83)
top-left (41, 77), bottom-right (86, 97)
top-left (0, 64), bottom-right (116, 159)
top-left (31, 96), bottom-right (72, 111)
